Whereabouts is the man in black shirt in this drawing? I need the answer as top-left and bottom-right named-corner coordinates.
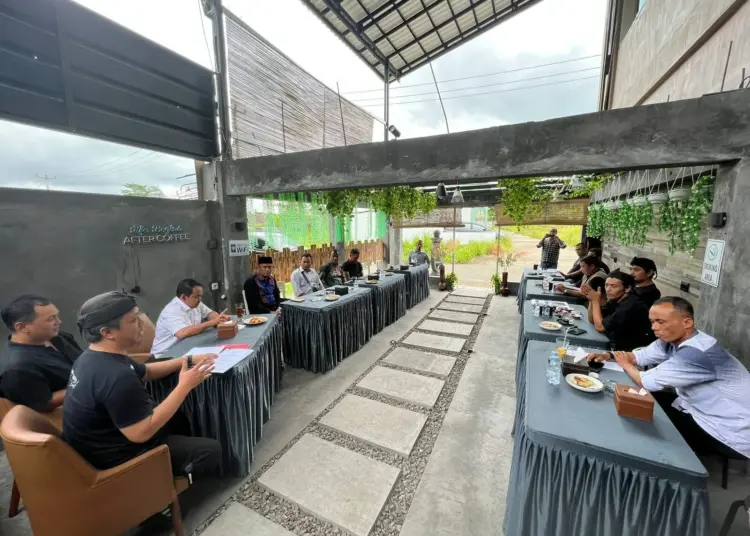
top-left (62, 291), bottom-right (221, 479)
top-left (342, 248), bottom-right (363, 279)
top-left (630, 256), bottom-right (662, 308)
top-left (584, 270), bottom-right (655, 351)
top-left (0, 295), bottom-right (82, 412)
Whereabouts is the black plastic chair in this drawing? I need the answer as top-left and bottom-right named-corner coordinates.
top-left (718, 494), bottom-right (750, 536)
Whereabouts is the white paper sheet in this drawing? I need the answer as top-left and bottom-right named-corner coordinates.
top-left (602, 361), bottom-right (624, 372)
top-left (570, 347), bottom-right (588, 363)
top-left (212, 348), bottom-right (253, 374)
top-left (185, 346), bottom-right (224, 356)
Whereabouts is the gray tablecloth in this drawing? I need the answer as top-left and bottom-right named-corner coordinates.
top-left (517, 268), bottom-right (564, 311)
top-left (282, 287), bottom-right (374, 373)
top-left (147, 314), bottom-right (283, 477)
top-left (394, 263), bottom-right (430, 308)
top-left (504, 340), bottom-right (709, 536)
top-left (360, 274), bottom-right (407, 333)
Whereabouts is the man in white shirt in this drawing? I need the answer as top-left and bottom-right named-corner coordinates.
top-left (151, 279), bottom-right (230, 355)
top-left (291, 252), bottom-right (323, 297)
top-left (587, 296), bottom-right (750, 460)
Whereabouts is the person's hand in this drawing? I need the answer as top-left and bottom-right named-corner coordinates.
top-left (580, 283), bottom-right (592, 295)
top-left (210, 313), bottom-right (232, 326)
top-left (583, 286), bottom-right (600, 302)
top-left (190, 353), bottom-right (218, 367)
top-left (554, 283), bottom-right (565, 293)
top-left (586, 352), bottom-right (610, 362)
top-left (178, 357), bottom-right (215, 391)
top-left (613, 351), bottom-right (632, 367)
top-left (275, 308), bottom-right (282, 318)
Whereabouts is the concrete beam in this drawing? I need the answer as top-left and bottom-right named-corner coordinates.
top-left (222, 89), bottom-right (750, 196)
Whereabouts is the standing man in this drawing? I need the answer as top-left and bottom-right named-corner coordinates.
top-left (319, 250), bottom-right (346, 287)
top-left (151, 279), bottom-right (231, 356)
top-left (0, 295), bottom-right (82, 412)
top-left (342, 248), bottom-right (363, 279)
top-left (244, 256), bottom-right (282, 314)
top-left (63, 291), bottom-right (222, 479)
top-left (408, 240), bottom-right (429, 265)
top-left (291, 252), bottom-right (324, 297)
top-left (630, 256), bottom-right (661, 308)
top-left (537, 228), bottom-right (566, 270)
top-left (584, 269), bottom-right (654, 351)
top-left (587, 297), bottom-right (750, 461)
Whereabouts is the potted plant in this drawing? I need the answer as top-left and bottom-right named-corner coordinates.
top-left (445, 272), bottom-right (458, 292)
top-left (631, 194), bottom-right (647, 206)
top-left (494, 248), bottom-right (527, 296)
top-left (491, 273), bottom-right (503, 295)
top-left (647, 191), bottom-right (668, 205)
top-left (668, 187), bottom-right (692, 202)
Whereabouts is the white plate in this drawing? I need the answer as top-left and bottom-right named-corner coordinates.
top-left (566, 373), bottom-right (604, 393)
top-left (539, 321), bottom-right (562, 331)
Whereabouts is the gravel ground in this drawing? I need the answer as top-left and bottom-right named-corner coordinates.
top-left (195, 292), bottom-right (493, 536)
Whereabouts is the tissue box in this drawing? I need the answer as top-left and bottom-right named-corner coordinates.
top-left (561, 354), bottom-right (590, 377)
top-left (400, 264), bottom-right (410, 270)
top-left (334, 286), bottom-right (349, 296)
top-left (217, 320), bottom-right (238, 339)
top-left (614, 384), bottom-right (655, 422)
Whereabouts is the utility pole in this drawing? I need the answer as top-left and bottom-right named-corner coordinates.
top-left (204, 0), bottom-right (232, 159)
top-left (36, 174), bottom-right (55, 191)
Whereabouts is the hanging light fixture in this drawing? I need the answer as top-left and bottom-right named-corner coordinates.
top-left (435, 183), bottom-right (448, 199)
top-left (451, 185), bottom-right (464, 204)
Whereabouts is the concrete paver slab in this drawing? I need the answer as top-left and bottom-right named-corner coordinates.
top-left (451, 288), bottom-right (493, 298)
top-left (428, 309), bottom-right (480, 324)
top-left (438, 302), bottom-right (483, 314)
top-left (418, 319), bottom-right (473, 337)
top-left (202, 502), bottom-right (295, 536)
top-left (357, 366), bottom-right (445, 407)
top-left (446, 296), bottom-right (486, 305)
top-left (403, 331), bottom-right (466, 353)
top-left (383, 347), bottom-right (456, 377)
top-left (257, 435), bottom-right (400, 536)
top-left (320, 395), bottom-right (427, 456)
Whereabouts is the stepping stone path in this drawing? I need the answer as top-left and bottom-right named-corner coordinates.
top-left (451, 288), bottom-right (492, 298)
top-left (320, 394), bottom-right (428, 456)
top-left (202, 502), bottom-right (295, 536)
top-left (357, 366), bottom-right (445, 407)
top-left (438, 301), bottom-right (484, 314)
top-left (403, 331), bottom-right (466, 353)
top-left (258, 434), bottom-right (400, 536)
top-left (418, 318), bottom-right (473, 337)
top-left (384, 347), bottom-right (456, 377)
top-left (445, 295), bottom-right (486, 306)
top-left (429, 309), bottom-right (480, 324)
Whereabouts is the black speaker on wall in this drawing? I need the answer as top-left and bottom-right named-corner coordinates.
top-left (709, 212), bottom-right (727, 228)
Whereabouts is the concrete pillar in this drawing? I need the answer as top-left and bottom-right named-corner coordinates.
top-left (696, 158), bottom-right (750, 365)
top-left (388, 223), bottom-right (402, 267)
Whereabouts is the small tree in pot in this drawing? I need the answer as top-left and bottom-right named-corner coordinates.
top-left (492, 247), bottom-right (527, 296)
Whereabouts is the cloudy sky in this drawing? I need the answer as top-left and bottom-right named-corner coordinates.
top-left (0, 0), bottom-right (606, 196)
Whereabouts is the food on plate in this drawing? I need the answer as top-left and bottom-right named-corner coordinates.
top-left (540, 321), bottom-right (561, 330)
top-left (325, 294), bottom-right (340, 301)
top-left (246, 317), bottom-right (266, 325)
top-left (573, 375), bottom-right (594, 388)
top-left (367, 279), bottom-right (378, 284)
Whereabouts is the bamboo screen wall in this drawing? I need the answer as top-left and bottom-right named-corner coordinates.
top-left (225, 10), bottom-right (375, 158)
top-left (250, 239), bottom-right (386, 284)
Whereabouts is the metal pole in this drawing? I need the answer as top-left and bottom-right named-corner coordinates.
top-left (383, 62), bottom-right (390, 142)
top-left (281, 100), bottom-right (287, 153)
top-left (430, 63), bottom-right (450, 134)
top-left (210, 0), bottom-right (232, 159)
top-left (452, 206), bottom-right (456, 274)
top-left (336, 82), bottom-right (347, 146)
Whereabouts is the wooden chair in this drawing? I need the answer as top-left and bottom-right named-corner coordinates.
top-left (0, 405), bottom-right (188, 536)
top-left (128, 312), bottom-right (156, 364)
top-left (718, 493), bottom-right (750, 536)
top-left (0, 398), bottom-right (62, 518)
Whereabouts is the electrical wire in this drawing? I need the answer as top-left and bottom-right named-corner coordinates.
top-left (68, 153), bottom-right (166, 178)
top-left (198, 0), bottom-right (215, 71)
top-left (343, 54), bottom-right (602, 94)
top-left (59, 148), bottom-right (144, 177)
top-left (350, 66), bottom-right (601, 103)
top-left (357, 74), bottom-right (601, 107)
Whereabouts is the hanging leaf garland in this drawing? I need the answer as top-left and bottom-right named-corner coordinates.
top-left (631, 202), bottom-right (653, 246)
top-left (586, 204), bottom-right (606, 238)
top-left (500, 178), bottom-right (552, 227)
top-left (317, 187), bottom-right (436, 220)
top-left (681, 175), bottom-right (715, 254)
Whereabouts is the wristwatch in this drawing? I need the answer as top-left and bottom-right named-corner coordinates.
top-left (187, 355), bottom-right (193, 368)
top-left (607, 351), bottom-right (615, 360)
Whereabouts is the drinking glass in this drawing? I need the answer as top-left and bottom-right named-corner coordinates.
top-left (555, 337), bottom-right (568, 359)
top-left (235, 303), bottom-right (245, 318)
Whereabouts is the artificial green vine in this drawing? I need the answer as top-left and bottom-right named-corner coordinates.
top-left (614, 202), bottom-right (634, 243)
top-left (500, 178), bottom-right (552, 227)
top-left (565, 173), bottom-right (614, 199)
top-left (631, 202), bottom-right (653, 246)
top-left (681, 175), bottom-right (715, 253)
top-left (316, 187), bottom-right (436, 220)
top-left (586, 204), bottom-right (606, 238)
top-left (657, 199), bottom-right (685, 254)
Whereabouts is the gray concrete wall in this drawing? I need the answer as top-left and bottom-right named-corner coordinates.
top-left (612, 0), bottom-right (749, 107)
top-left (0, 188), bottom-right (223, 344)
top-left (696, 159), bottom-right (750, 366)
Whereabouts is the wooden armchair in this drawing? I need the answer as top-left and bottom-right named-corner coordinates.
top-left (0, 405), bottom-right (188, 536)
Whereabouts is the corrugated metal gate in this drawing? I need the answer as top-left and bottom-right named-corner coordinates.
top-left (0, 0), bottom-right (218, 159)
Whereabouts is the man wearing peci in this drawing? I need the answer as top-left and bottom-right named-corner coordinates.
top-left (151, 279), bottom-right (231, 356)
top-left (291, 252), bottom-right (324, 297)
top-left (245, 256), bottom-right (282, 314)
top-left (588, 297), bottom-right (750, 462)
top-left (0, 295), bottom-right (83, 412)
top-left (62, 291), bottom-right (222, 479)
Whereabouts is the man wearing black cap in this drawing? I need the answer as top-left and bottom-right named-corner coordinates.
top-left (62, 291), bottom-right (222, 479)
top-left (244, 256), bottom-right (281, 314)
top-left (584, 269), bottom-right (655, 351)
top-left (630, 257), bottom-right (661, 308)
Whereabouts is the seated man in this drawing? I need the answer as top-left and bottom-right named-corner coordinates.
top-left (584, 269), bottom-right (655, 351)
top-left (555, 254), bottom-right (607, 299)
top-left (244, 256), bottom-right (282, 313)
top-left (151, 279), bottom-right (230, 356)
top-left (63, 291), bottom-right (222, 478)
top-left (630, 256), bottom-right (662, 308)
top-left (408, 240), bottom-right (429, 265)
top-left (319, 250), bottom-right (346, 287)
top-left (0, 295), bottom-right (82, 412)
top-left (559, 242), bottom-right (587, 284)
top-left (342, 248), bottom-right (363, 279)
top-left (588, 297), bottom-right (750, 460)
top-left (291, 252), bottom-right (324, 297)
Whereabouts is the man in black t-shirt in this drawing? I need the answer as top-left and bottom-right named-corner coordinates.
top-left (584, 270), bottom-right (655, 351)
top-left (0, 295), bottom-right (82, 412)
top-left (62, 291), bottom-right (221, 478)
top-left (630, 256), bottom-right (662, 308)
top-left (342, 248), bottom-right (363, 279)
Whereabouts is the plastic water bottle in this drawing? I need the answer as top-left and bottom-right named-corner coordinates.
top-left (532, 299), bottom-right (540, 317)
top-left (546, 352), bottom-right (561, 385)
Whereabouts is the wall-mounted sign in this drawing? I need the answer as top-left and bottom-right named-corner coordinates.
top-left (229, 239), bottom-right (250, 257)
top-left (701, 239), bottom-right (725, 288)
top-left (123, 224), bottom-right (191, 245)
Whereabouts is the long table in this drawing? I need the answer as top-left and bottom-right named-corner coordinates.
top-left (393, 263), bottom-right (430, 308)
top-left (362, 273), bottom-right (407, 333)
top-left (148, 314), bottom-right (283, 477)
top-left (282, 286), bottom-right (374, 373)
top-left (504, 340), bottom-right (709, 536)
top-left (516, 268), bottom-right (563, 311)
top-left (522, 281), bottom-right (585, 312)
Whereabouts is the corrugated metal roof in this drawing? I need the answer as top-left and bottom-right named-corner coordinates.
top-left (299, 0), bottom-right (544, 81)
